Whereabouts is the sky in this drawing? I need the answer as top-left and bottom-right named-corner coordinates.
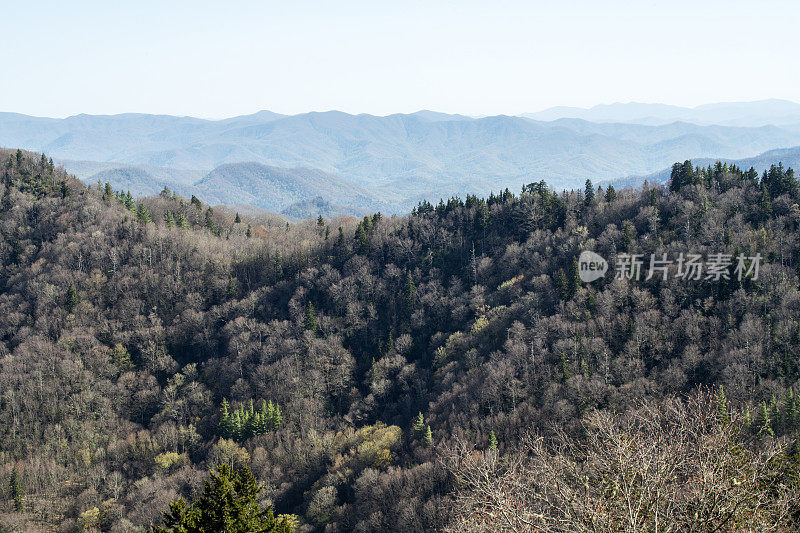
top-left (2, 0), bottom-right (799, 119)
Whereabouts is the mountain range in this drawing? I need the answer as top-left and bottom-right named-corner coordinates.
top-left (193, 162), bottom-right (386, 218)
top-left (2, 100), bottom-right (800, 216)
top-left (524, 99), bottom-right (800, 126)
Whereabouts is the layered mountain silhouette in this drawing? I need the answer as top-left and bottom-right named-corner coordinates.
top-left (193, 162), bottom-right (386, 217)
top-left (2, 102), bottom-right (800, 216)
top-left (523, 99), bottom-right (800, 127)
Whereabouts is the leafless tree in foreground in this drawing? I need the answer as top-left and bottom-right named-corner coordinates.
top-left (444, 391), bottom-right (800, 532)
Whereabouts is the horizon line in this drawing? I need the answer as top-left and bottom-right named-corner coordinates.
top-left (3, 97), bottom-right (800, 122)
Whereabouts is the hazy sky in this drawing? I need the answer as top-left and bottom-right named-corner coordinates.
top-left (2, 0), bottom-right (798, 119)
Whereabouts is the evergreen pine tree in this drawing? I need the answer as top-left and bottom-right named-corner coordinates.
top-left (111, 343), bottom-right (134, 373)
top-left (568, 258), bottom-right (580, 298)
top-left (255, 412), bottom-right (264, 436)
top-left (786, 387), bottom-right (798, 433)
top-left (219, 399), bottom-right (233, 439)
top-left (304, 302), bottom-right (318, 333)
top-left (413, 412), bottom-right (425, 434)
top-left (759, 183), bottom-right (773, 219)
top-left (272, 404), bottom-right (282, 430)
top-left (232, 410), bottom-right (243, 442)
top-left (164, 210), bottom-right (174, 228)
top-left (234, 212), bottom-right (242, 223)
top-left (265, 400), bottom-right (276, 430)
top-left (246, 224), bottom-right (252, 238)
top-left (715, 385), bottom-right (730, 424)
top-left (424, 425), bottom-right (433, 447)
top-left (136, 203), bottom-right (152, 223)
top-left (257, 400), bottom-right (269, 434)
top-left (227, 277), bottom-right (238, 299)
top-left (621, 224), bottom-right (635, 252)
top-left (488, 430), bottom-right (498, 451)
top-left (355, 222), bottom-right (369, 255)
top-left (10, 466), bottom-right (23, 512)
top-left (758, 401), bottom-right (774, 438)
top-left (155, 464), bottom-right (294, 533)
top-left (124, 192), bottom-right (135, 210)
top-left (584, 179), bottom-right (595, 206)
top-left (337, 226), bottom-right (345, 249)
top-left (555, 269), bottom-right (569, 301)
top-left (468, 244), bottom-right (478, 286)
top-left (176, 213), bottom-right (189, 228)
top-left (239, 400), bottom-right (254, 439)
top-left (65, 283), bottom-right (79, 313)
top-left (402, 271), bottom-right (416, 318)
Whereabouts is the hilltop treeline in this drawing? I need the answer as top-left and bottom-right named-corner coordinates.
top-left (0, 149), bottom-right (798, 531)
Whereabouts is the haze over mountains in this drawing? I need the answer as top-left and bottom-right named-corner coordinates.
top-left (2, 99), bottom-right (800, 217)
top-left (524, 98), bottom-right (800, 126)
top-left (194, 162), bottom-right (387, 218)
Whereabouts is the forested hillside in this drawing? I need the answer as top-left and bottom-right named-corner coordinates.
top-left (612, 145), bottom-right (800, 191)
top-left (1, 149), bottom-right (799, 531)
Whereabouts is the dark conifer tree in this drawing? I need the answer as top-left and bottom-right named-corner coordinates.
top-left (584, 179), bottom-right (595, 206)
top-left (10, 466), bottom-right (23, 512)
top-left (136, 203), bottom-right (151, 223)
top-left (154, 464), bottom-right (294, 533)
top-left (401, 271), bottom-right (416, 318)
top-left (272, 403), bottom-right (282, 430)
top-left (65, 283), bottom-right (79, 313)
top-left (488, 430), bottom-right (498, 451)
top-left (219, 399), bottom-right (233, 439)
top-left (355, 222), bottom-right (369, 255)
top-left (304, 302), bottom-right (318, 333)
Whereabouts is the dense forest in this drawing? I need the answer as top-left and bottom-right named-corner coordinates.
top-left (0, 148), bottom-right (799, 531)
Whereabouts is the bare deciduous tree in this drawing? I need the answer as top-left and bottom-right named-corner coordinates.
top-left (444, 391), bottom-right (800, 532)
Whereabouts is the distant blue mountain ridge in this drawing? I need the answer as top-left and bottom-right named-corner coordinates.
top-left (2, 101), bottom-right (799, 216)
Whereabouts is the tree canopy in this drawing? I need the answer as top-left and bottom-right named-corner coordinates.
top-left (0, 148), bottom-right (799, 531)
